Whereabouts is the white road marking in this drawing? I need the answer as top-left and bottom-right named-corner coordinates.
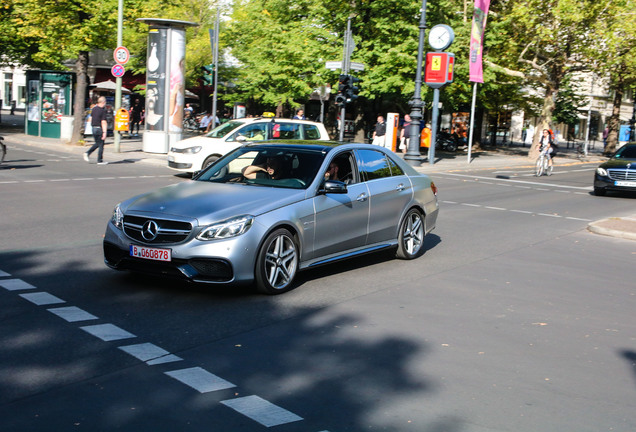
top-left (438, 172), bottom-right (593, 190)
top-left (119, 343), bottom-right (182, 365)
top-left (0, 278), bottom-right (35, 291)
top-left (165, 367), bottom-right (236, 393)
top-left (80, 323), bottom-right (136, 341)
top-left (0, 269), bottom-right (10, 277)
top-left (48, 306), bottom-right (98, 322)
top-left (221, 395), bottom-right (303, 427)
top-left (19, 292), bottom-right (65, 305)
top-left (442, 201), bottom-right (591, 221)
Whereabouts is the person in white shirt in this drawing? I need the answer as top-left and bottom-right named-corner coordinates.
top-left (199, 112), bottom-right (212, 133)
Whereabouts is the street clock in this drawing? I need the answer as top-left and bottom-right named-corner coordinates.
top-left (428, 24), bottom-right (455, 51)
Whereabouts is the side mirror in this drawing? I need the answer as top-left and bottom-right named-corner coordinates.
top-left (319, 180), bottom-right (347, 195)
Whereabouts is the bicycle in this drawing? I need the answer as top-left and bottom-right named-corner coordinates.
top-left (535, 151), bottom-right (553, 176)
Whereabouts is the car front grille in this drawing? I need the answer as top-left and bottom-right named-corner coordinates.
top-left (123, 215), bottom-right (192, 244)
top-left (608, 168), bottom-right (636, 181)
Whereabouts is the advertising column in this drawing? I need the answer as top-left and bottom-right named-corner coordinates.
top-left (138, 18), bottom-right (197, 154)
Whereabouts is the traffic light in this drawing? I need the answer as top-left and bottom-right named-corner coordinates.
top-left (335, 74), bottom-right (349, 106)
top-left (345, 75), bottom-right (360, 102)
top-left (335, 74), bottom-right (361, 106)
top-left (201, 64), bottom-right (214, 86)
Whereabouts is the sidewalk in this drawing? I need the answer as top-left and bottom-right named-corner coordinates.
top-left (1, 110), bottom-right (633, 241)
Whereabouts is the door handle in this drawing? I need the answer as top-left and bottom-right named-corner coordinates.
top-left (396, 183), bottom-right (405, 191)
top-left (356, 193), bottom-right (368, 202)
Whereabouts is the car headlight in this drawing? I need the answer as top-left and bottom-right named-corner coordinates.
top-left (596, 167), bottom-right (608, 176)
top-left (183, 146), bottom-right (202, 154)
top-left (111, 204), bottom-right (124, 229)
top-left (169, 146), bottom-right (202, 154)
top-left (197, 215), bottom-right (254, 241)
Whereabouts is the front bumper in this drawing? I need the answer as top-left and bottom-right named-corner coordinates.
top-left (594, 174), bottom-right (636, 193)
top-left (103, 221), bottom-right (262, 285)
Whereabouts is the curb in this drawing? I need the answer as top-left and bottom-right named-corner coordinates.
top-left (587, 217), bottom-right (636, 241)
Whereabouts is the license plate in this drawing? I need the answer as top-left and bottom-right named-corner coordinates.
top-left (615, 181), bottom-right (636, 187)
top-left (130, 245), bottom-right (171, 262)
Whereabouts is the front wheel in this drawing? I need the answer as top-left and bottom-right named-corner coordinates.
top-left (255, 228), bottom-right (299, 295)
top-left (594, 187), bottom-right (606, 196)
top-left (202, 155), bottom-right (219, 170)
top-left (535, 157), bottom-right (544, 176)
top-left (396, 209), bottom-right (425, 260)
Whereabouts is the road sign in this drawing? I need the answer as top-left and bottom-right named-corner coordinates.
top-left (111, 64), bottom-right (126, 78)
top-left (113, 46), bottom-right (130, 65)
top-left (325, 60), bottom-right (365, 72)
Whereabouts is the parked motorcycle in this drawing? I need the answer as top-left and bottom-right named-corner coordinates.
top-left (436, 131), bottom-right (458, 152)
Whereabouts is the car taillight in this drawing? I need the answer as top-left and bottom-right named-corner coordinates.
top-left (431, 182), bottom-right (438, 196)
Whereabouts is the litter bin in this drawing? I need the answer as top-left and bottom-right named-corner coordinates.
top-left (60, 115), bottom-right (74, 143)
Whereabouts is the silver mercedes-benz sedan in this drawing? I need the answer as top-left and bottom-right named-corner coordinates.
top-left (104, 141), bottom-right (439, 294)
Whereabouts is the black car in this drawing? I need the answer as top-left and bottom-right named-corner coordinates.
top-left (594, 143), bottom-right (636, 196)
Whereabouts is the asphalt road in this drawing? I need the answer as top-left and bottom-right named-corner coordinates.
top-left (1, 143), bottom-right (635, 432)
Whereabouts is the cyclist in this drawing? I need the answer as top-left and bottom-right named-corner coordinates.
top-left (538, 129), bottom-right (555, 170)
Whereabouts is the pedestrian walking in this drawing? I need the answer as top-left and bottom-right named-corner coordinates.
top-left (129, 98), bottom-right (142, 136)
top-left (293, 109), bottom-right (306, 120)
top-left (372, 115), bottom-right (386, 147)
top-left (399, 114), bottom-right (412, 153)
top-left (84, 96), bottom-right (108, 165)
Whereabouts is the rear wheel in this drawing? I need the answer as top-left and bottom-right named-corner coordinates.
top-left (546, 160), bottom-right (553, 176)
top-left (255, 228), bottom-right (299, 294)
top-left (396, 208), bottom-right (425, 260)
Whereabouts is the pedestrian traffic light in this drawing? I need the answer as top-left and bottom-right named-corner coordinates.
top-left (201, 64), bottom-right (214, 86)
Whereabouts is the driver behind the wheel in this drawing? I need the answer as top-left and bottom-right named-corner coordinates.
top-left (243, 156), bottom-right (287, 179)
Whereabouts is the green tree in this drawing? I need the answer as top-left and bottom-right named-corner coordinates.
top-left (585, 0), bottom-right (636, 154)
top-left (485, 0), bottom-right (606, 156)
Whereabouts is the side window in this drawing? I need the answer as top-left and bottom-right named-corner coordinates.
top-left (323, 151), bottom-right (356, 184)
top-left (387, 155), bottom-right (405, 176)
top-left (304, 124), bottom-right (321, 140)
top-left (278, 123), bottom-right (300, 139)
top-left (233, 123), bottom-right (266, 141)
top-left (357, 149), bottom-right (392, 181)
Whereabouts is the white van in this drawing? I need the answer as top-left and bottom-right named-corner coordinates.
top-left (167, 117), bottom-right (330, 173)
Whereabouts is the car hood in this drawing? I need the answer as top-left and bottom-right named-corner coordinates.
top-left (599, 158), bottom-right (636, 169)
top-left (171, 135), bottom-right (222, 149)
top-left (121, 181), bottom-right (307, 225)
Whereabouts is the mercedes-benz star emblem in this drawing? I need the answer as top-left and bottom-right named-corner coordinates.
top-left (141, 220), bottom-right (159, 241)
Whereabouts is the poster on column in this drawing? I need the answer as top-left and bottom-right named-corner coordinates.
top-left (145, 27), bottom-right (167, 131)
top-left (168, 29), bottom-right (186, 133)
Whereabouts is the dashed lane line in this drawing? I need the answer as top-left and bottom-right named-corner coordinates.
top-left (436, 172), bottom-right (593, 191)
top-left (0, 271), bottom-right (313, 430)
top-left (441, 200), bottom-right (592, 222)
top-left (0, 175), bottom-right (174, 184)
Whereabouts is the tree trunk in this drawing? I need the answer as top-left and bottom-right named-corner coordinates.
top-left (605, 86), bottom-right (623, 156)
top-left (529, 86), bottom-right (556, 159)
top-left (71, 51), bottom-right (89, 146)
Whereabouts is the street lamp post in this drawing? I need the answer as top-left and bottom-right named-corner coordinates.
top-left (404, 0), bottom-right (427, 166)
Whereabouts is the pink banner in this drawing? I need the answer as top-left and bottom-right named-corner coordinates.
top-left (469, 0), bottom-right (490, 83)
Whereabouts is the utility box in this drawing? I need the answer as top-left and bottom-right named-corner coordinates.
top-left (25, 70), bottom-right (74, 139)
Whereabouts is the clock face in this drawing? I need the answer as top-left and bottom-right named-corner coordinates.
top-left (429, 25), bottom-right (454, 51)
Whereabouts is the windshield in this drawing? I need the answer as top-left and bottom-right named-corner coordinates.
top-left (196, 146), bottom-right (326, 189)
top-left (614, 144), bottom-right (636, 160)
top-left (205, 121), bottom-right (244, 139)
